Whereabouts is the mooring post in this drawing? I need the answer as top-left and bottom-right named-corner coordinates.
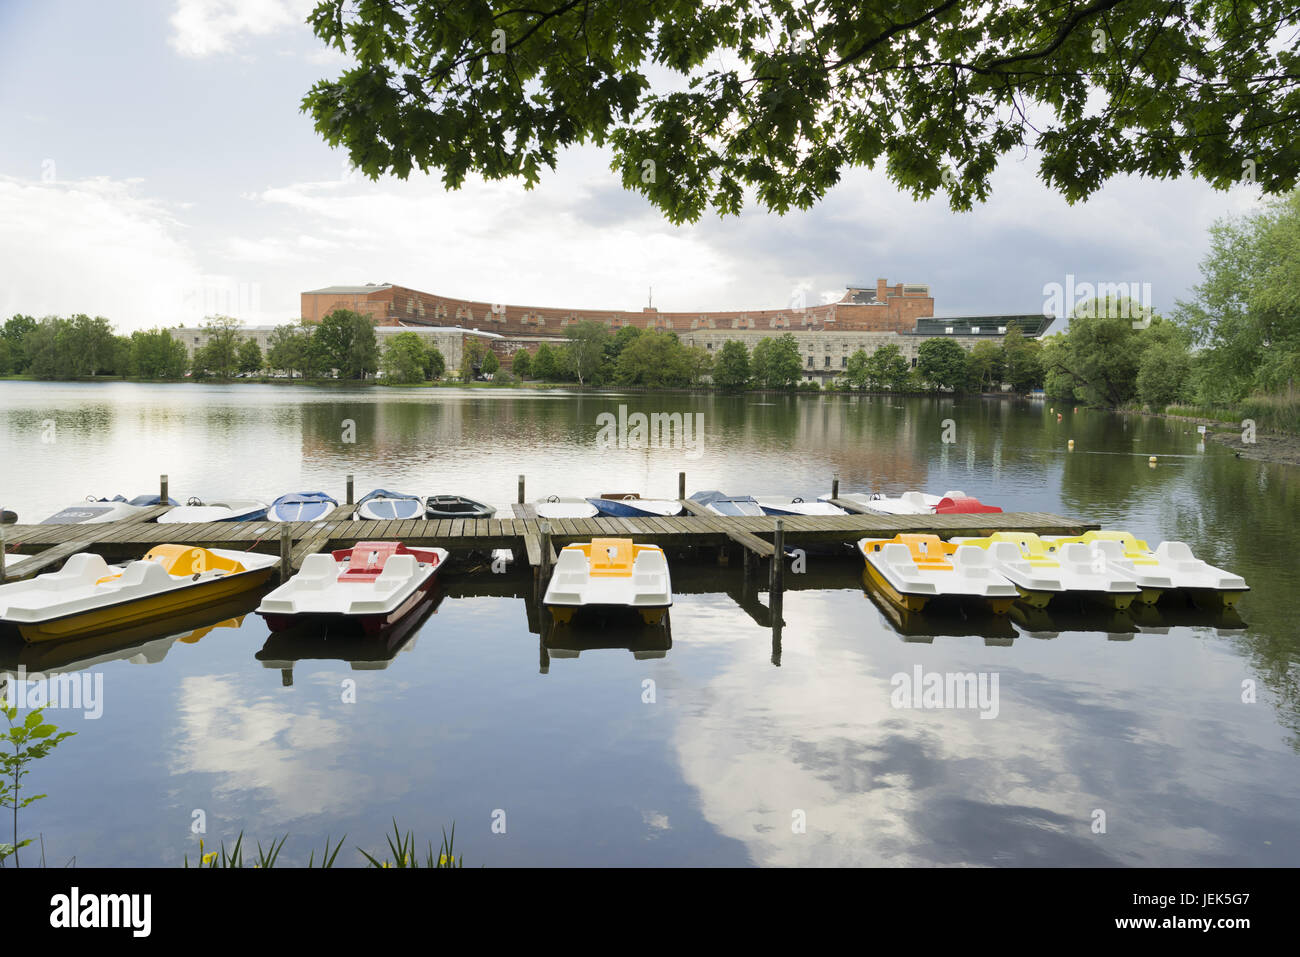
top-left (538, 521), bottom-right (552, 590)
top-left (0, 526), bottom-right (7, 583)
top-left (831, 473), bottom-right (839, 501)
top-left (346, 474), bottom-right (354, 505)
top-left (678, 471), bottom-right (686, 501)
top-left (160, 474), bottom-right (169, 504)
top-left (518, 474), bottom-right (525, 504)
top-left (279, 524), bottom-right (292, 580)
top-left (770, 518), bottom-right (785, 601)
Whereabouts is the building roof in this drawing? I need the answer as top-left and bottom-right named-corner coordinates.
top-left (302, 284), bottom-right (394, 295)
top-left (913, 315), bottom-right (1054, 336)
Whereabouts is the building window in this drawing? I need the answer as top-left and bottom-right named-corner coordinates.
top-left (945, 327), bottom-right (954, 334)
top-left (997, 326), bottom-right (1006, 333)
top-left (911, 357), bottom-right (918, 368)
top-left (840, 356), bottom-right (847, 368)
top-left (807, 355), bottom-right (814, 368)
top-left (824, 356), bottom-right (831, 368)
top-left (706, 342), bottom-right (712, 349)
top-left (971, 326), bottom-right (980, 334)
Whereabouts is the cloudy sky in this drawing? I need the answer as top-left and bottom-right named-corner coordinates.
top-left (0, 0), bottom-right (1267, 332)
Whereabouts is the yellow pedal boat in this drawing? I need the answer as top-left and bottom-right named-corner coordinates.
top-left (950, 531), bottom-right (1145, 608)
top-left (543, 538), bottom-right (672, 626)
top-left (857, 534), bottom-right (1020, 614)
top-left (0, 544), bottom-right (278, 643)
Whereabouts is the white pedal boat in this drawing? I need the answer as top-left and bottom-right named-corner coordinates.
top-left (535, 496), bottom-right (599, 520)
top-left (1043, 531), bottom-right (1249, 608)
top-left (354, 489), bottom-right (425, 521)
top-left (159, 498), bottom-right (268, 523)
top-left (257, 541), bottom-right (448, 634)
top-left (758, 497), bottom-right (848, 516)
top-left (0, 544), bottom-right (278, 643)
top-left (951, 532), bottom-right (1145, 608)
top-left (543, 538), bottom-right (672, 625)
top-left (858, 534), bottom-right (1019, 614)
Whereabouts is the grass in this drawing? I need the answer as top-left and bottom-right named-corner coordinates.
top-left (182, 821), bottom-right (461, 868)
top-left (1165, 387), bottom-right (1300, 434)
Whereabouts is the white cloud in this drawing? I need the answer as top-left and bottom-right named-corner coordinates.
top-left (0, 174), bottom-right (275, 329)
top-left (169, 0), bottom-right (315, 58)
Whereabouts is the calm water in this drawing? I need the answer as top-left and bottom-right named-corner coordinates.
top-left (0, 381), bottom-right (1297, 866)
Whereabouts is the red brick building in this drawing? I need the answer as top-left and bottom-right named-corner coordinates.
top-left (300, 279), bottom-right (935, 337)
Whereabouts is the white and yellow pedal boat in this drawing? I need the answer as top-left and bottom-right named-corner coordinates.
top-left (543, 538), bottom-right (672, 625)
top-left (0, 544), bottom-right (278, 642)
top-left (950, 531), bottom-right (1145, 608)
top-left (857, 534), bottom-right (1020, 614)
top-left (1043, 531), bottom-right (1249, 608)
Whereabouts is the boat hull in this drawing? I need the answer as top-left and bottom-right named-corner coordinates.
top-left (261, 573), bottom-right (437, 634)
top-left (16, 567), bottom-right (276, 643)
top-left (587, 498), bottom-right (682, 518)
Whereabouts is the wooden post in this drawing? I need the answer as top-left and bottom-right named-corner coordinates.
top-left (160, 474), bottom-right (169, 504)
top-left (0, 526), bottom-right (6, 583)
top-left (279, 524), bottom-right (292, 580)
top-left (770, 519), bottom-right (785, 601)
top-left (831, 473), bottom-right (839, 501)
top-left (538, 521), bottom-right (552, 592)
top-left (518, 474), bottom-right (525, 504)
top-left (346, 474), bottom-right (354, 505)
top-left (678, 471), bottom-right (686, 501)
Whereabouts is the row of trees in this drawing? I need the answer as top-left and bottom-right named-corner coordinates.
top-left (1042, 190), bottom-right (1300, 417)
top-left (512, 320), bottom-right (1045, 393)
top-left (0, 309), bottom-right (444, 382)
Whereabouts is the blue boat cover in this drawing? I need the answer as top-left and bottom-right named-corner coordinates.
top-left (271, 491), bottom-right (339, 507)
top-left (356, 489), bottom-right (421, 504)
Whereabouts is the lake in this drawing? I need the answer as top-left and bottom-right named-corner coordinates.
top-left (0, 380), bottom-right (1297, 866)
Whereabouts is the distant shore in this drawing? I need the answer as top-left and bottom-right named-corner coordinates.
top-left (1117, 407), bottom-right (1300, 467)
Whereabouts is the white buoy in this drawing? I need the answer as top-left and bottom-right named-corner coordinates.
top-left (1068, 439), bottom-right (1075, 451)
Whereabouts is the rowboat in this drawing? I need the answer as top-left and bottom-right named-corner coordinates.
top-left (267, 491), bottom-right (338, 522)
top-left (587, 494), bottom-right (683, 518)
top-left (950, 532), bottom-right (1144, 608)
top-left (543, 538), bottom-right (672, 625)
top-left (829, 490), bottom-right (1001, 515)
top-left (689, 490), bottom-right (765, 517)
top-left (355, 489), bottom-right (425, 521)
top-left (1042, 531), bottom-right (1249, 608)
top-left (424, 495), bottom-right (495, 519)
top-left (857, 534), bottom-right (1019, 614)
top-left (40, 494), bottom-right (178, 525)
top-left (758, 497), bottom-right (848, 516)
top-left (257, 541), bottom-right (448, 634)
top-left (535, 496), bottom-right (600, 520)
top-left (0, 544), bottom-right (278, 642)
top-left (159, 498), bottom-right (268, 523)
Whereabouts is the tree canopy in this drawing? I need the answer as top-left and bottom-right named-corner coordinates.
top-left (303, 0), bottom-right (1300, 224)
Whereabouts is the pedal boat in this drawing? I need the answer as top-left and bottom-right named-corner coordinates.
top-left (587, 494), bottom-right (684, 518)
top-left (950, 532), bottom-right (1145, 608)
top-left (0, 544), bottom-right (278, 643)
top-left (689, 490), bottom-right (766, 517)
top-left (758, 497), bottom-right (848, 516)
top-left (355, 489), bottom-right (425, 521)
top-left (535, 496), bottom-right (600, 519)
top-left (159, 498), bottom-right (268, 523)
top-left (424, 495), bottom-right (495, 520)
top-left (257, 542), bottom-right (448, 634)
top-left (857, 534), bottom-right (1019, 614)
top-left (267, 491), bottom-right (339, 522)
top-left (543, 538), bottom-right (672, 625)
top-left (1043, 531), bottom-right (1248, 608)
top-left (40, 494), bottom-right (178, 525)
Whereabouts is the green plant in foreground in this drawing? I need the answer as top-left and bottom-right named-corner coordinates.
top-left (182, 822), bottom-right (461, 868)
top-left (0, 701), bottom-right (76, 868)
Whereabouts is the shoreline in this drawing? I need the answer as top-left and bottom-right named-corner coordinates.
top-left (1117, 407), bottom-right (1300, 467)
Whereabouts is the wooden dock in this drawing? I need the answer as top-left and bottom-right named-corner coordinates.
top-left (0, 470), bottom-right (1098, 604)
top-left (2, 504), bottom-right (1096, 576)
